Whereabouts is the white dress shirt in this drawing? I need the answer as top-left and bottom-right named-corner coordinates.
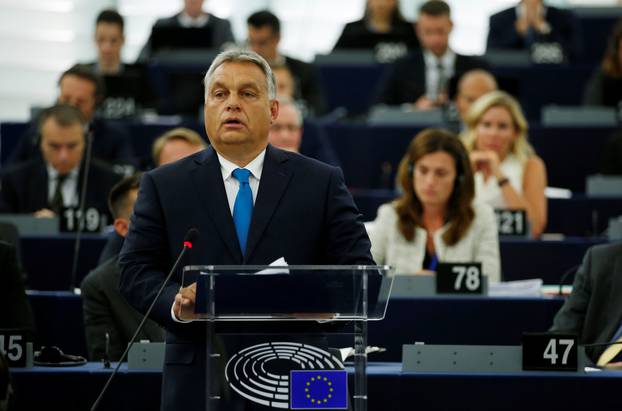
top-left (47, 164), bottom-right (80, 208)
top-left (178, 12), bottom-right (209, 28)
top-left (423, 49), bottom-right (456, 101)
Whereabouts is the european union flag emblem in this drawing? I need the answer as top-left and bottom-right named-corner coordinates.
top-left (290, 369), bottom-right (348, 409)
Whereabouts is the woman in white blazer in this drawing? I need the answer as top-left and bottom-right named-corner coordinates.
top-left (369, 128), bottom-right (501, 282)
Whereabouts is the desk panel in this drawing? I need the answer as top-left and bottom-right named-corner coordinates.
top-left (10, 362), bottom-right (622, 410)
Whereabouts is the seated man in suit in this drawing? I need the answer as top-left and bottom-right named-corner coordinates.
top-left (0, 104), bottom-right (122, 224)
top-left (269, 98), bottom-right (340, 167)
top-left (486, 0), bottom-right (581, 62)
top-left (247, 10), bottom-right (327, 116)
top-left (83, 9), bottom-right (156, 119)
top-left (7, 65), bottom-right (134, 171)
top-left (137, 0), bottom-right (234, 62)
top-left (550, 242), bottom-right (622, 367)
top-left (119, 49), bottom-right (373, 411)
top-left (376, 0), bottom-right (488, 110)
top-left (81, 174), bottom-right (164, 361)
top-left (0, 241), bottom-right (35, 336)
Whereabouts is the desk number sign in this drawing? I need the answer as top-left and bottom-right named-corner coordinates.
top-left (436, 263), bottom-right (483, 294)
top-left (495, 209), bottom-right (528, 237)
top-left (522, 333), bottom-right (578, 371)
top-left (60, 207), bottom-right (104, 233)
top-left (0, 329), bottom-right (28, 367)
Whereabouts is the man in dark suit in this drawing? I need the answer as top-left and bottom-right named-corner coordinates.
top-left (247, 10), bottom-right (327, 116)
top-left (82, 9), bottom-right (156, 119)
top-left (486, 0), bottom-right (581, 62)
top-left (376, 0), bottom-right (488, 109)
top-left (0, 104), bottom-right (121, 224)
top-left (7, 65), bottom-right (134, 171)
top-left (119, 49), bottom-right (373, 411)
top-left (0, 241), bottom-right (35, 336)
top-left (137, 0), bottom-right (234, 62)
top-left (550, 242), bottom-right (622, 367)
top-left (82, 174), bottom-right (164, 361)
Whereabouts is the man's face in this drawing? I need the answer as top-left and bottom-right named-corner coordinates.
top-left (95, 22), bottom-right (124, 66)
top-left (269, 104), bottom-right (302, 153)
top-left (247, 26), bottom-right (279, 62)
top-left (416, 13), bottom-right (452, 57)
top-left (184, 0), bottom-right (204, 18)
top-left (273, 67), bottom-right (295, 99)
top-left (40, 118), bottom-right (85, 175)
top-left (204, 61), bottom-right (278, 161)
top-left (456, 77), bottom-right (496, 120)
top-left (58, 75), bottom-right (97, 121)
top-left (158, 139), bottom-right (204, 166)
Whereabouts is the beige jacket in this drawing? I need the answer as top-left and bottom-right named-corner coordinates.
top-left (369, 202), bottom-right (501, 282)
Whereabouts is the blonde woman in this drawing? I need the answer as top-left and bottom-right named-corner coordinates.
top-left (462, 91), bottom-right (547, 237)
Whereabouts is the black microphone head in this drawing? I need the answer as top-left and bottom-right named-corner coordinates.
top-left (184, 228), bottom-right (200, 247)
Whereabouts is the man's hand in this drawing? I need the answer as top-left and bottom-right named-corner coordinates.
top-left (413, 96), bottom-right (437, 110)
top-left (173, 282), bottom-right (200, 321)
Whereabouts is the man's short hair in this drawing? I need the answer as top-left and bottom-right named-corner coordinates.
top-left (96, 9), bottom-right (124, 32)
top-left (37, 104), bottom-right (84, 136)
top-left (58, 64), bottom-right (105, 103)
top-left (419, 0), bottom-right (451, 17)
top-left (276, 97), bottom-right (303, 127)
top-left (247, 10), bottom-right (280, 35)
top-left (108, 174), bottom-right (141, 219)
top-left (152, 127), bottom-right (207, 165)
top-left (203, 49), bottom-right (277, 100)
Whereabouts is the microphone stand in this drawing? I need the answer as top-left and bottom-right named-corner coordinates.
top-left (90, 238), bottom-right (195, 411)
top-left (69, 125), bottom-right (94, 292)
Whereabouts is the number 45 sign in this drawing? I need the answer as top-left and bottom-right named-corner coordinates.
top-left (522, 333), bottom-right (579, 371)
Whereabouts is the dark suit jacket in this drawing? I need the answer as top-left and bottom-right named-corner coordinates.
top-left (0, 241), bottom-right (35, 336)
top-left (0, 159), bottom-right (122, 222)
top-left (136, 12), bottom-right (234, 62)
top-left (376, 50), bottom-right (489, 105)
top-left (486, 6), bottom-right (581, 61)
top-left (6, 117), bottom-right (134, 169)
top-left (550, 243), bottom-right (622, 363)
top-left (119, 145), bottom-right (374, 410)
top-left (81, 256), bottom-right (164, 361)
top-left (284, 55), bottom-right (327, 116)
top-left (334, 18), bottom-right (419, 52)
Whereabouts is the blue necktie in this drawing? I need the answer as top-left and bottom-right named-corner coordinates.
top-left (232, 168), bottom-right (253, 255)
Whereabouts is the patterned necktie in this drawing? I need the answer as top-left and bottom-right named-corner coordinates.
top-left (49, 174), bottom-right (68, 213)
top-left (232, 168), bottom-right (253, 255)
top-left (436, 59), bottom-right (447, 101)
top-left (597, 321), bottom-right (622, 366)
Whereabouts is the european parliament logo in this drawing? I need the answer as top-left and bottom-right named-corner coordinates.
top-left (290, 370), bottom-right (348, 409)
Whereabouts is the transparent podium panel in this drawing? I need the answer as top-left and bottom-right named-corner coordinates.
top-left (180, 265), bottom-right (392, 411)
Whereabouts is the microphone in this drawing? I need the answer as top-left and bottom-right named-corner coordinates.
top-left (69, 123), bottom-right (95, 291)
top-left (90, 228), bottom-right (200, 411)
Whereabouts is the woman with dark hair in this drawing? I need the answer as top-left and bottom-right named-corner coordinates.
top-left (369, 128), bottom-right (500, 281)
top-left (583, 20), bottom-right (622, 107)
top-left (333, 0), bottom-right (419, 61)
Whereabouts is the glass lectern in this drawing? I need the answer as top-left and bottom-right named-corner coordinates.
top-left (180, 265), bottom-right (392, 411)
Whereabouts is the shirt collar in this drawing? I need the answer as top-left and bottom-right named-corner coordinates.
top-left (47, 163), bottom-right (79, 180)
top-left (178, 12), bottom-right (209, 28)
top-left (217, 149), bottom-right (266, 182)
top-left (423, 49), bottom-right (455, 67)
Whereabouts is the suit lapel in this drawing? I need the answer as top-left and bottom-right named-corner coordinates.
top-left (244, 146), bottom-right (293, 262)
top-left (610, 253), bottom-right (622, 334)
top-left (32, 163), bottom-right (49, 210)
top-left (191, 147), bottom-right (242, 261)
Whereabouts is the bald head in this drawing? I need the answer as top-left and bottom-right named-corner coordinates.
top-left (456, 70), bottom-right (498, 120)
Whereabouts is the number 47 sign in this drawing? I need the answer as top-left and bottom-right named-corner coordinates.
top-left (522, 333), bottom-right (579, 371)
